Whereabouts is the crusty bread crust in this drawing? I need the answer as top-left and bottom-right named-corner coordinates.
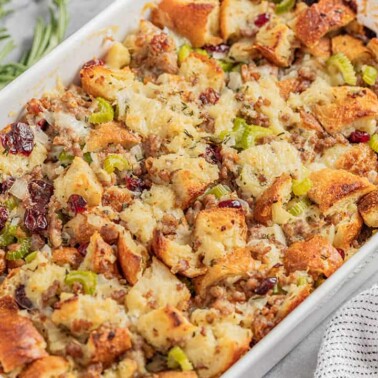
top-left (358, 190), bottom-right (378, 228)
top-left (19, 356), bottom-right (68, 378)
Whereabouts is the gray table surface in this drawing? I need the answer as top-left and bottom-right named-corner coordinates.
top-left (3, 1), bottom-right (378, 377)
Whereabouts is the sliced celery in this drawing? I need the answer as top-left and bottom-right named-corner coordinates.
top-left (206, 184), bottom-right (231, 199)
top-left (65, 270), bottom-right (97, 295)
top-left (327, 53), bottom-right (357, 86)
top-left (103, 154), bottom-right (131, 174)
top-left (362, 65), bottom-right (378, 86)
top-left (167, 346), bottom-right (193, 371)
top-left (89, 97), bottom-right (114, 124)
top-left (369, 134), bottom-right (378, 153)
top-left (292, 177), bottom-right (313, 196)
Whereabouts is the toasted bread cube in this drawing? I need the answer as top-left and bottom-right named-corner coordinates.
top-left (276, 284), bottom-right (312, 321)
top-left (295, 0), bottom-right (355, 48)
top-left (228, 38), bottom-right (258, 63)
top-left (368, 38), bottom-right (378, 61)
top-left (308, 168), bottom-right (375, 215)
top-left (85, 121), bottom-right (140, 152)
top-left (193, 248), bottom-right (254, 298)
top-left (54, 157), bottom-right (103, 207)
top-left (358, 190), bottom-right (378, 228)
top-left (52, 247), bottom-right (84, 269)
top-left (126, 258), bottom-right (190, 315)
top-left (332, 35), bottom-right (371, 64)
top-left (194, 207), bottom-right (247, 266)
top-left (313, 87), bottom-right (378, 135)
top-left (153, 230), bottom-right (207, 278)
top-left (80, 65), bottom-right (135, 101)
top-left (304, 37), bottom-right (331, 59)
top-left (220, 0), bottom-right (268, 40)
top-left (151, 0), bottom-right (222, 47)
top-left (118, 230), bottom-right (147, 285)
top-left (19, 356), bottom-right (69, 378)
top-left (79, 232), bottom-right (119, 279)
top-left (87, 324), bottom-right (132, 367)
top-left (179, 52), bottom-right (225, 92)
top-left (254, 174), bottom-right (292, 226)
top-left (0, 297), bottom-right (47, 372)
top-left (105, 41), bottom-right (131, 69)
top-left (334, 211), bottom-right (363, 251)
top-left (185, 321), bottom-right (251, 378)
top-left (51, 294), bottom-right (126, 334)
top-left (335, 143), bottom-right (378, 178)
top-left (102, 186), bottom-right (133, 212)
top-left (255, 20), bottom-right (295, 67)
top-left (298, 109), bottom-right (324, 134)
top-left (137, 306), bottom-right (196, 351)
top-left (284, 235), bottom-right (343, 279)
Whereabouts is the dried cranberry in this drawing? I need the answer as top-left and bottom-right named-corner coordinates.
top-left (15, 285), bottom-right (33, 310)
top-left (125, 176), bottom-right (148, 192)
top-left (37, 119), bottom-right (49, 131)
top-left (202, 43), bottom-right (230, 54)
top-left (78, 243), bottom-right (89, 257)
top-left (0, 177), bottom-right (15, 194)
top-left (0, 206), bottom-right (8, 231)
top-left (201, 144), bottom-right (222, 164)
top-left (68, 194), bottom-right (87, 215)
top-left (28, 180), bottom-right (54, 209)
top-left (82, 59), bottom-right (104, 69)
top-left (254, 13), bottom-right (270, 27)
top-left (1, 122), bottom-right (34, 156)
top-left (218, 200), bottom-right (242, 209)
top-left (254, 277), bottom-right (277, 295)
top-left (24, 209), bottom-right (48, 232)
top-left (337, 248), bottom-right (345, 260)
top-left (348, 131), bottom-right (370, 143)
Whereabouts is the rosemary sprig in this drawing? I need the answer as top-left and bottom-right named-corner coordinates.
top-left (0, 0), bottom-right (68, 88)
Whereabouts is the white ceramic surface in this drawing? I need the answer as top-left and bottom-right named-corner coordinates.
top-left (1, 2), bottom-right (378, 377)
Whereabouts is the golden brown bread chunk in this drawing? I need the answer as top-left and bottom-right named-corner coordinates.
top-left (194, 207), bottom-right (247, 266)
top-left (81, 232), bottom-right (119, 279)
top-left (102, 186), bottom-right (133, 212)
top-left (193, 248), bottom-right (254, 298)
top-left (80, 64), bottom-right (135, 101)
top-left (254, 174), bottom-right (292, 226)
top-left (85, 121), bottom-right (140, 152)
top-left (284, 235), bottom-right (343, 279)
top-left (52, 247), bottom-right (84, 269)
top-left (295, 0), bottom-right (355, 47)
top-left (255, 21), bottom-right (296, 67)
top-left (299, 109), bottom-right (324, 135)
top-left (335, 144), bottom-right (378, 178)
top-left (368, 38), bottom-right (378, 61)
top-left (308, 168), bottom-right (375, 215)
top-left (151, 0), bottom-right (222, 47)
top-left (333, 212), bottom-right (363, 251)
top-left (358, 190), bottom-right (378, 227)
top-left (152, 230), bottom-right (207, 278)
top-left (304, 37), bottom-right (331, 58)
top-left (87, 325), bottom-right (132, 366)
top-left (117, 230), bottom-right (147, 285)
top-left (313, 87), bottom-right (378, 135)
top-left (331, 35), bottom-right (371, 63)
top-left (0, 297), bottom-right (47, 372)
top-left (19, 356), bottom-right (69, 378)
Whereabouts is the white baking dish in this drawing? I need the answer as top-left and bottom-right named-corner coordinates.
top-left (0, 1), bottom-right (377, 377)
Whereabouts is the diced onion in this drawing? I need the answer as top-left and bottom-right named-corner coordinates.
top-left (9, 178), bottom-right (29, 200)
top-left (33, 127), bottom-right (49, 145)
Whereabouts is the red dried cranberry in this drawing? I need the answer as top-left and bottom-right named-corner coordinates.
top-left (0, 177), bottom-right (15, 194)
top-left (0, 206), bottom-right (8, 231)
top-left (78, 243), bottom-right (89, 257)
top-left (348, 131), bottom-right (370, 143)
top-left (15, 285), bottom-right (33, 309)
top-left (254, 277), bottom-right (277, 295)
top-left (68, 194), bottom-right (87, 215)
top-left (202, 144), bottom-right (222, 164)
top-left (218, 199), bottom-right (242, 209)
top-left (125, 176), bottom-right (148, 192)
top-left (254, 13), bottom-right (270, 27)
top-left (28, 180), bottom-right (54, 210)
top-left (82, 59), bottom-right (104, 69)
top-left (337, 248), bottom-right (345, 260)
top-left (1, 123), bottom-right (34, 156)
top-left (202, 44), bottom-right (230, 54)
top-left (24, 209), bottom-right (48, 232)
top-left (37, 119), bottom-right (49, 131)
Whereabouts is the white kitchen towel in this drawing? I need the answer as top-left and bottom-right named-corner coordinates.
top-left (315, 285), bottom-right (378, 377)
